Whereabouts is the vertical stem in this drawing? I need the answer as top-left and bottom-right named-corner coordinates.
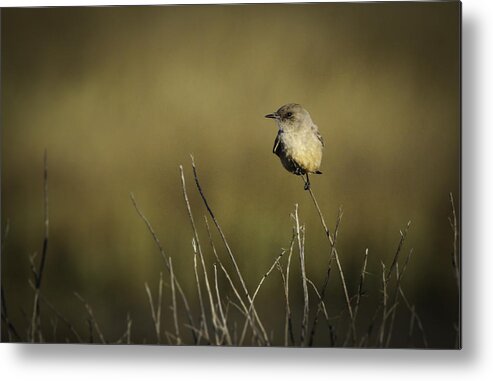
top-left (190, 156), bottom-right (269, 345)
top-left (306, 187), bottom-right (356, 343)
top-left (130, 193), bottom-right (197, 343)
top-left (449, 193), bottom-right (460, 293)
top-left (30, 150), bottom-right (50, 342)
top-left (294, 205), bottom-right (309, 346)
top-left (169, 258), bottom-right (181, 345)
top-left (379, 262), bottom-right (388, 347)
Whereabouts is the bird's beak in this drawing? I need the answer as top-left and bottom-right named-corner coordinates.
top-left (265, 112), bottom-right (279, 120)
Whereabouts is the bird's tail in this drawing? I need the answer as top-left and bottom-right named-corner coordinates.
top-left (315, 170), bottom-right (323, 174)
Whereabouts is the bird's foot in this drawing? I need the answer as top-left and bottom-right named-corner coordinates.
top-left (303, 173), bottom-right (311, 191)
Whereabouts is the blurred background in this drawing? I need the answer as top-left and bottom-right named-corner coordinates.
top-left (1, 2), bottom-right (460, 347)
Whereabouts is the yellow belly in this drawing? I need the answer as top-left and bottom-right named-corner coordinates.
top-left (282, 132), bottom-right (323, 173)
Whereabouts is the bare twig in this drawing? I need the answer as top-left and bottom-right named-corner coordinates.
top-left (379, 262), bottom-right (388, 347)
top-left (369, 221), bottom-right (411, 347)
top-left (305, 187), bottom-right (356, 343)
top-left (50, 317), bottom-right (58, 341)
top-left (180, 165), bottom-right (217, 342)
top-left (192, 244), bottom-right (208, 344)
top-left (26, 280), bottom-right (82, 343)
top-left (361, 302), bottom-right (382, 347)
top-left (239, 249), bottom-right (286, 345)
top-left (354, 248), bottom-right (369, 321)
top-left (190, 156), bottom-right (269, 345)
top-left (277, 232), bottom-right (296, 346)
top-left (449, 192), bottom-right (460, 348)
top-left (385, 249), bottom-right (413, 347)
top-left (386, 221), bottom-right (411, 283)
top-left (343, 247), bottom-right (370, 347)
top-left (408, 305), bottom-right (416, 347)
top-left (144, 272), bottom-right (164, 344)
top-left (329, 246), bottom-right (355, 341)
top-left (204, 217), bottom-right (262, 345)
top-left (126, 314), bottom-right (133, 344)
top-left (449, 193), bottom-right (460, 293)
top-left (29, 150), bottom-right (49, 342)
top-left (213, 264), bottom-right (232, 345)
top-left (1, 220), bottom-right (20, 342)
top-left (399, 287), bottom-right (428, 348)
top-left (190, 156), bottom-right (245, 292)
top-left (37, 150), bottom-right (49, 289)
top-left (1, 286), bottom-right (21, 342)
top-left (74, 292), bottom-right (106, 344)
top-left (251, 250), bottom-right (286, 317)
top-left (204, 216), bottom-right (227, 344)
top-left (130, 193), bottom-right (197, 343)
top-left (168, 258), bottom-right (182, 345)
top-left (115, 313), bottom-right (133, 344)
top-left (293, 205), bottom-right (309, 346)
top-left (307, 278), bottom-right (329, 347)
top-left (124, 314), bottom-right (132, 344)
top-left (309, 207), bottom-right (343, 345)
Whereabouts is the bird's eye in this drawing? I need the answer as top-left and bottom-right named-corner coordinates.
top-left (286, 112), bottom-right (293, 118)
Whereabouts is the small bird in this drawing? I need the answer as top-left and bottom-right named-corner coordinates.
top-left (265, 103), bottom-right (324, 190)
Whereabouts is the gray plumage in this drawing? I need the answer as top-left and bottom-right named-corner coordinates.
top-left (265, 103), bottom-right (324, 190)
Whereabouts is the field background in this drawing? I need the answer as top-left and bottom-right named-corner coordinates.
top-left (1, 2), bottom-right (460, 347)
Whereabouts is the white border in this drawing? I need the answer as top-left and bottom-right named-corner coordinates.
top-left (2, 0), bottom-right (493, 380)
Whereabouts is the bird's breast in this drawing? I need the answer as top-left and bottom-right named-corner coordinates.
top-left (280, 130), bottom-right (323, 173)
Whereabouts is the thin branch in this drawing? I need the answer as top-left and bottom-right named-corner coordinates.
top-left (306, 187), bottom-right (356, 343)
top-left (144, 272), bottom-right (164, 344)
top-left (399, 287), bottom-right (428, 348)
top-left (203, 216), bottom-right (226, 345)
top-left (306, 277), bottom-right (330, 334)
top-left (190, 156), bottom-right (269, 345)
top-left (180, 165), bottom-right (217, 342)
top-left (385, 249), bottom-right (414, 347)
top-left (354, 248), bottom-right (369, 321)
top-left (28, 151), bottom-right (50, 342)
top-left (449, 193), bottom-right (460, 293)
top-left (36, 149), bottom-right (49, 289)
top-left (407, 305), bottom-right (416, 347)
top-left (168, 258), bottom-right (182, 345)
top-left (309, 207), bottom-right (343, 345)
top-left (239, 249), bottom-right (286, 345)
top-left (293, 205), bottom-right (309, 346)
top-left (1, 286), bottom-right (21, 342)
top-left (1, 220), bottom-right (18, 341)
top-left (192, 244), bottom-right (209, 343)
top-left (277, 232), bottom-right (296, 346)
top-left (130, 193), bottom-right (197, 343)
top-left (379, 262), bottom-right (388, 347)
top-left (204, 217), bottom-right (262, 345)
top-left (74, 292), bottom-right (106, 344)
top-left (115, 313), bottom-right (133, 344)
top-left (386, 221), bottom-right (412, 283)
top-left (213, 264), bottom-right (232, 345)
top-left (25, 280), bottom-right (82, 343)
top-left (124, 314), bottom-right (132, 344)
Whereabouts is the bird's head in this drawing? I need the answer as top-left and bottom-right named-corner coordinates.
top-left (265, 103), bottom-right (312, 130)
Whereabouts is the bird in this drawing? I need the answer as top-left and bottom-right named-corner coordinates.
top-left (265, 103), bottom-right (324, 190)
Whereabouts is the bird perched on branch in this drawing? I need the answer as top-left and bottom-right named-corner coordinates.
top-left (265, 103), bottom-right (324, 190)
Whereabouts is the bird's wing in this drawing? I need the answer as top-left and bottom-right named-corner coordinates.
top-left (312, 124), bottom-right (324, 147)
top-left (273, 132), bottom-right (282, 155)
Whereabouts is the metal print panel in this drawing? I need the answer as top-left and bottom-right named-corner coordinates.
top-left (1, 1), bottom-right (461, 348)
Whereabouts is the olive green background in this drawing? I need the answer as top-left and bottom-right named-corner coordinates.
top-left (1, 2), bottom-right (460, 346)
